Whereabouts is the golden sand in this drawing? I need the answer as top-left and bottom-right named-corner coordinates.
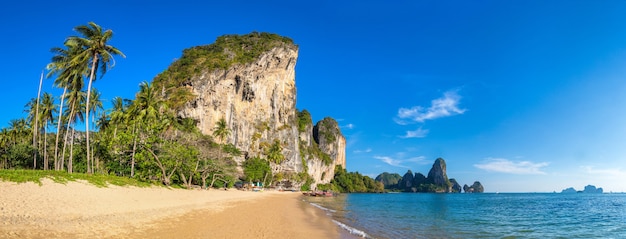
top-left (0, 179), bottom-right (339, 238)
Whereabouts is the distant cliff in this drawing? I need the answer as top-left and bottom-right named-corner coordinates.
top-left (153, 32), bottom-right (345, 188)
top-left (375, 158), bottom-right (483, 193)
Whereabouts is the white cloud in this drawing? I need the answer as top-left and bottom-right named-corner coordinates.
top-left (581, 166), bottom-right (626, 176)
top-left (474, 158), bottom-right (549, 175)
top-left (353, 148), bottom-right (372, 154)
top-left (341, 123), bottom-right (355, 129)
top-left (374, 156), bottom-right (407, 168)
top-left (374, 155), bottom-right (426, 168)
top-left (401, 128), bottom-right (429, 138)
top-left (397, 90), bottom-right (466, 123)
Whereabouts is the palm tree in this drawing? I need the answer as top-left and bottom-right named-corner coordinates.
top-left (47, 41), bottom-right (86, 171)
top-left (87, 88), bottom-right (103, 171)
top-left (32, 71), bottom-right (44, 169)
top-left (39, 93), bottom-right (57, 170)
top-left (126, 82), bottom-right (162, 177)
top-left (61, 81), bottom-right (85, 173)
top-left (109, 97), bottom-right (126, 138)
top-left (67, 21), bottom-right (125, 174)
top-left (213, 118), bottom-right (230, 144)
top-left (212, 118), bottom-right (231, 166)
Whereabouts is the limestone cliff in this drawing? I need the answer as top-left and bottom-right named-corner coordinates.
top-left (153, 32), bottom-right (345, 188)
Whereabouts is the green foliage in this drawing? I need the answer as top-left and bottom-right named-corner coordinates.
top-left (0, 169), bottom-right (152, 187)
top-left (299, 173), bottom-right (314, 191)
top-left (375, 172), bottom-right (402, 189)
top-left (266, 139), bottom-right (285, 164)
top-left (299, 140), bottom-right (333, 166)
top-left (330, 165), bottom-right (384, 193)
top-left (296, 109), bottom-right (312, 133)
top-left (243, 157), bottom-right (271, 184)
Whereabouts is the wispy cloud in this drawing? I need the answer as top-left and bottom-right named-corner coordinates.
top-left (581, 166), bottom-right (626, 176)
top-left (401, 128), bottom-right (429, 138)
top-left (353, 148), bottom-right (372, 154)
top-left (374, 155), bottom-right (426, 168)
top-left (341, 123), bottom-right (355, 130)
top-left (396, 90), bottom-right (466, 124)
top-left (474, 158), bottom-right (549, 175)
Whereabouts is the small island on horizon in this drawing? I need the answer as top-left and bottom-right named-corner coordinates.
top-left (561, 185), bottom-right (604, 193)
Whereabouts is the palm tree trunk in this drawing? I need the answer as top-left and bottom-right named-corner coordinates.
top-left (68, 126), bottom-right (74, 174)
top-left (61, 106), bottom-right (75, 172)
top-left (43, 126), bottom-right (48, 170)
top-left (85, 54), bottom-right (98, 174)
top-left (54, 87), bottom-right (67, 170)
top-left (130, 123), bottom-right (138, 177)
top-left (33, 71), bottom-right (43, 169)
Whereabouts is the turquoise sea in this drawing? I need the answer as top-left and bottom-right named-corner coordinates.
top-left (303, 193), bottom-right (626, 239)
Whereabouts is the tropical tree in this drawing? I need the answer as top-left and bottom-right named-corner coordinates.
top-left (39, 93), bottom-right (57, 170)
top-left (212, 118), bottom-right (230, 144)
top-left (67, 21), bottom-right (125, 174)
top-left (47, 41), bottom-right (86, 170)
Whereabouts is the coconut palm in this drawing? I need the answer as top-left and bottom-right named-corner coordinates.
top-left (109, 97), bottom-right (127, 138)
top-left (61, 82), bottom-right (85, 173)
top-left (47, 41), bottom-right (86, 170)
top-left (212, 118), bottom-right (230, 144)
top-left (126, 81), bottom-right (162, 177)
top-left (39, 93), bottom-right (57, 170)
top-left (67, 21), bottom-right (125, 174)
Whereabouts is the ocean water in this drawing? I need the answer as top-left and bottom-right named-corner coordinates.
top-left (303, 193), bottom-right (626, 239)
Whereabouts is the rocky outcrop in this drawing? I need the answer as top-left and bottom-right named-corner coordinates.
top-left (159, 32), bottom-right (345, 188)
top-left (561, 185), bottom-right (604, 193)
top-left (375, 172), bottom-right (402, 188)
top-left (464, 181), bottom-right (484, 193)
top-left (399, 170), bottom-right (415, 191)
top-left (449, 178), bottom-right (462, 193)
top-left (426, 158), bottom-right (450, 191)
top-left (375, 158), bottom-right (483, 193)
top-left (584, 185), bottom-right (603, 193)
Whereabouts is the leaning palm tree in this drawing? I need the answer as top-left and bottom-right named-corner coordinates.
top-left (67, 21), bottom-right (125, 174)
top-left (47, 41), bottom-right (86, 170)
top-left (39, 93), bottom-right (57, 170)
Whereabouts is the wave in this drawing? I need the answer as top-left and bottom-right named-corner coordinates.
top-left (332, 219), bottom-right (371, 238)
top-left (309, 202), bottom-right (337, 213)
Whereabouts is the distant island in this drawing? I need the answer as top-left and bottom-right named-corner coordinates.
top-left (561, 185), bottom-right (604, 193)
top-left (375, 158), bottom-right (484, 193)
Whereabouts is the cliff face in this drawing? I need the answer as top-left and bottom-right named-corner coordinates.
top-left (165, 33), bottom-right (345, 188)
top-left (426, 158), bottom-right (451, 192)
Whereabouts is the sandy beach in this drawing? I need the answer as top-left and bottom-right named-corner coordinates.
top-left (0, 179), bottom-right (340, 238)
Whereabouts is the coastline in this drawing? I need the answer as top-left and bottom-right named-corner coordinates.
top-left (0, 179), bottom-right (341, 238)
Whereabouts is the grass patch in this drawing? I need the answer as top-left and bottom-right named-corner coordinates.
top-left (0, 169), bottom-right (154, 188)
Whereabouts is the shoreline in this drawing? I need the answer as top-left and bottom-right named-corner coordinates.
top-left (0, 179), bottom-right (342, 238)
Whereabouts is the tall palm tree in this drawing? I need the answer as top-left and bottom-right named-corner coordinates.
top-left (39, 93), bottom-right (57, 170)
top-left (126, 82), bottom-right (162, 177)
top-left (88, 88), bottom-right (103, 171)
top-left (32, 71), bottom-right (44, 169)
top-left (67, 21), bottom-right (125, 174)
top-left (61, 81), bottom-right (85, 173)
top-left (109, 97), bottom-right (126, 138)
top-left (47, 41), bottom-right (86, 171)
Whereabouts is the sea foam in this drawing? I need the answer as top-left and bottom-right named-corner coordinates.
top-left (310, 202), bottom-right (337, 213)
top-left (332, 219), bottom-right (371, 238)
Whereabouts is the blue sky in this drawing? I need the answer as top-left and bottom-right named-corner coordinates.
top-left (2, 1), bottom-right (626, 192)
